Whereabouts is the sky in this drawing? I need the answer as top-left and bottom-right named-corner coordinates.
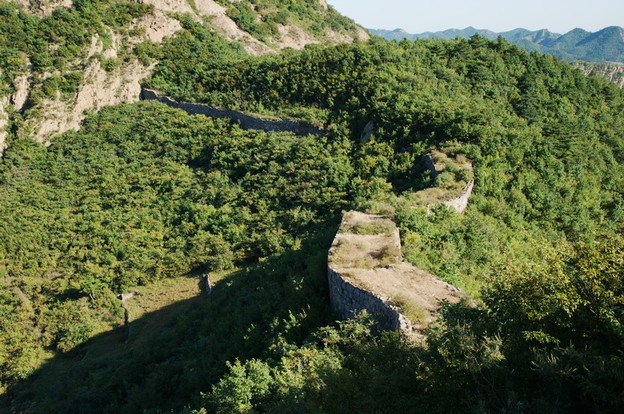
top-left (327, 0), bottom-right (624, 34)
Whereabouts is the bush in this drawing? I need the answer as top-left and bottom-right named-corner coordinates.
top-left (348, 219), bottom-right (396, 235)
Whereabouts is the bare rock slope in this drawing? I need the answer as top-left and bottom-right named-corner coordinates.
top-left (572, 61), bottom-right (624, 88)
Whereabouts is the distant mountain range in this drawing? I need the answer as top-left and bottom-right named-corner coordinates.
top-left (369, 26), bottom-right (624, 63)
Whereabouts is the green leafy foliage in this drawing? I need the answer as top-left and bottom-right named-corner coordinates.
top-left (1, 19), bottom-right (624, 413)
top-left (144, 34), bottom-right (624, 412)
top-left (151, 34), bottom-right (624, 288)
top-left (0, 101), bottom-right (353, 392)
top-left (4, 228), bottom-right (337, 413)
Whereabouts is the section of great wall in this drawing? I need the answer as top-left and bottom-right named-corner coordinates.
top-left (327, 211), bottom-right (468, 339)
top-left (141, 89), bottom-right (474, 337)
top-left (328, 150), bottom-right (474, 338)
top-left (141, 88), bottom-right (324, 136)
top-left (421, 151), bottom-right (474, 214)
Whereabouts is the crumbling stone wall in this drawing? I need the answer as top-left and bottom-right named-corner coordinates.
top-left (421, 153), bottom-right (474, 214)
top-left (443, 180), bottom-right (474, 214)
top-left (141, 88), bottom-right (323, 136)
top-left (328, 264), bottom-right (412, 333)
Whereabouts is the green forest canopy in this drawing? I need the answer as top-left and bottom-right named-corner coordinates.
top-left (1, 11), bottom-right (623, 413)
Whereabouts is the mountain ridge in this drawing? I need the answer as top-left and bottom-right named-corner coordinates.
top-left (370, 25), bottom-right (624, 63)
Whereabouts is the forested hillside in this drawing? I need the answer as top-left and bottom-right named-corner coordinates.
top-left (1, 2), bottom-right (624, 413)
top-left (0, 0), bottom-right (366, 149)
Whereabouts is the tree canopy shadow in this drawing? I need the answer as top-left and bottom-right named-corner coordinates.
top-left (2, 227), bottom-right (338, 414)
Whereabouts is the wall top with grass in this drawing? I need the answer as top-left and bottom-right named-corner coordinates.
top-left (328, 211), bottom-right (467, 340)
top-left (419, 148), bottom-right (475, 214)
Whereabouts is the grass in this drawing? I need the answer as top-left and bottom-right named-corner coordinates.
top-left (390, 294), bottom-right (430, 326)
top-left (5, 232), bottom-right (336, 413)
top-left (363, 202), bottom-right (396, 217)
top-left (376, 245), bottom-right (401, 267)
top-left (331, 241), bottom-right (376, 269)
top-left (353, 255), bottom-right (378, 270)
top-left (408, 186), bottom-right (461, 205)
top-left (329, 239), bottom-right (356, 266)
top-left (16, 270), bottom-right (237, 387)
top-left (331, 239), bottom-right (401, 269)
top-left (347, 219), bottom-right (396, 236)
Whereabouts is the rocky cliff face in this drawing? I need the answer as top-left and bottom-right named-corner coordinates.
top-left (0, 97), bottom-right (9, 153)
top-left (14, 9), bottom-right (182, 146)
top-left (0, 0), bottom-right (368, 152)
top-left (572, 61), bottom-right (624, 88)
top-left (11, 0), bottom-right (72, 15)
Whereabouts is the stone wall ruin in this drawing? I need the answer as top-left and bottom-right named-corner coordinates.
top-left (327, 211), bottom-right (465, 339)
top-left (141, 88), bottom-right (324, 136)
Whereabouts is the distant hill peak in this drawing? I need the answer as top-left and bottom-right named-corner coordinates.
top-left (369, 26), bottom-right (624, 63)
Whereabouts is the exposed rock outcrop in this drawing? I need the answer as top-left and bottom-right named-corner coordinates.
top-left (12, 0), bottom-right (72, 15)
top-left (136, 10), bottom-right (183, 44)
top-left (572, 61), bottom-right (624, 88)
top-left (10, 72), bottom-right (30, 111)
top-left (0, 96), bottom-right (9, 154)
top-left (3, 0), bottom-right (368, 148)
top-left (24, 60), bottom-right (154, 145)
top-left (8, 6), bottom-right (183, 144)
top-left (140, 0), bottom-right (273, 55)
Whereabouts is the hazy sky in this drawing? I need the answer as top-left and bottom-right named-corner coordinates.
top-left (327, 0), bottom-right (624, 34)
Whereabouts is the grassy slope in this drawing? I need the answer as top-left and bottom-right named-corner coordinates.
top-left (5, 230), bottom-right (336, 412)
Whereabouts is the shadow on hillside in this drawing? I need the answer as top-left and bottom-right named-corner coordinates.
top-left (2, 227), bottom-right (338, 414)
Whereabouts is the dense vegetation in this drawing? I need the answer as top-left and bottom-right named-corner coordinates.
top-left (1, 4), bottom-right (624, 413)
top-left (148, 35), bottom-right (624, 413)
top-left (0, 101), bottom-right (357, 393)
top-left (4, 222), bottom-right (338, 412)
top-left (149, 34), bottom-right (624, 288)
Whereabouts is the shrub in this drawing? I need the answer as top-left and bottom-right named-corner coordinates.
top-left (391, 295), bottom-right (429, 325)
top-left (348, 219), bottom-right (395, 235)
